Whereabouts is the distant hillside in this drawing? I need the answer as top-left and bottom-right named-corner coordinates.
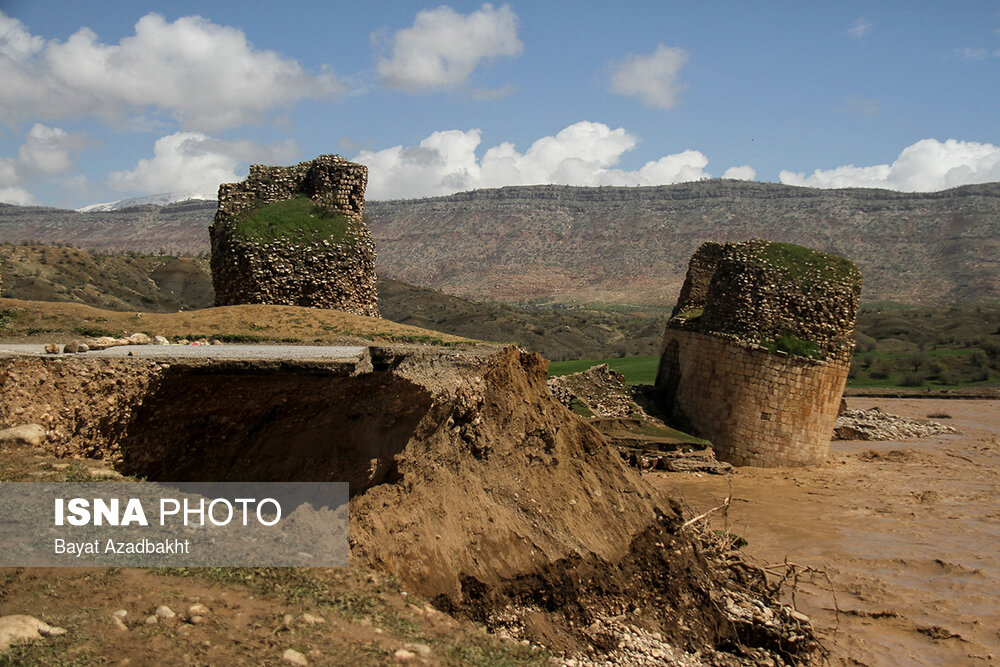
top-left (367, 180), bottom-right (1000, 306)
top-left (0, 244), bottom-right (667, 360)
top-left (3, 180), bottom-right (999, 305)
top-left (0, 200), bottom-right (215, 256)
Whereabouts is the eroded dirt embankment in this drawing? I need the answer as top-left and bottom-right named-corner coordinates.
top-left (0, 345), bottom-right (816, 663)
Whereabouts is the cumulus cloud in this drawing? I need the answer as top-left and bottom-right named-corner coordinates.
top-left (779, 139), bottom-right (1000, 192)
top-left (108, 132), bottom-right (298, 198)
top-left (0, 123), bottom-right (90, 204)
top-left (17, 123), bottom-right (92, 175)
top-left (375, 3), bottom-right (522, 92)
top-left (0, 11), bottom-right (345, 131)
top-left (354, 121), bottom-right (717, 200)
top-left (847, 18), bottom-right (872, 39)
top-left (723, 165), bottom-right (756, 181)
top-left (609, 44), bottom-right (689, 109)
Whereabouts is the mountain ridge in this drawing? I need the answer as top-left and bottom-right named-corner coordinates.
top-left (2, 179), bottom-right (999, 305)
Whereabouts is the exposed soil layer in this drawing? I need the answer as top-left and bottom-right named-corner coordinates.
top-left (653, 398), bottom-right (1000, 666)
top-left (0, 344), bottom-right (817, 664)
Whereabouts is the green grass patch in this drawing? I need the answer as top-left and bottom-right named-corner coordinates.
top-left (233, 195), bottom-right (355, 244)
top-left (548, 355), bottom-right (659, 385)
top-left (762, 332), bottom-right (822, 359)
top-left (73, 325), bottom-right (118, 338)
top-left (0, 308), bottom-right (20, 328)
top-left (753, 240), bottom-right (861, 288)
top-left (568, 398), bottom-right (594, 417)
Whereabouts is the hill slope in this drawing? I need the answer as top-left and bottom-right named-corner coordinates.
top-left (3, 180), bottom-right (999, 305)
top-left (367, 180), bottom-right (1000, 305)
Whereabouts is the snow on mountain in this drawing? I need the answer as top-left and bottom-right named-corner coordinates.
top-left (76, 192), bottom-right (215, 212)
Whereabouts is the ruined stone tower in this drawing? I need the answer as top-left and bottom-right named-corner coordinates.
top-left (210, 155), bottom-right (378, 317)
top-left (655, 239), bottom-right (861, 466)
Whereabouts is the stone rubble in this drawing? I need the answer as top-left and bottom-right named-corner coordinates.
top-left (834, 407), bottom-right (959, 441)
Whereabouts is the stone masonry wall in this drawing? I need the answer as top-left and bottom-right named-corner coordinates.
top-left (210, 155), bottom-right (378, 317)
top-left (656, 329), bottom-right (849, 466)
top-left (673, 239), bottom-right (861, 361)
top-left (657, 239), bottom-right (861, 467)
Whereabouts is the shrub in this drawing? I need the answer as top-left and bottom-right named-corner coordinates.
top-left (901, 371), bottom-right (925, 387)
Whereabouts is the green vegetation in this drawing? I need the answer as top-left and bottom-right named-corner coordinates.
top-left (548, 355), bottom-right (660, 385)
top-left (233, 195), bottom-right (355, 244)
top-left (762, 332), bottom-right (821, 359)
top-left (0, 308), bottom-right (20, 328)
top-left (73, 325), bottom-right (118, 338)
top-left (754, 240), bottom-right (861, 288)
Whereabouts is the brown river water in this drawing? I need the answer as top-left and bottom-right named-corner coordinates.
top-left (651, 398), bottom-right (1000, 666)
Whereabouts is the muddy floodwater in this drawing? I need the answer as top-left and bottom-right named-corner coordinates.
top-left (651, 398), bottom-right (1000, 666)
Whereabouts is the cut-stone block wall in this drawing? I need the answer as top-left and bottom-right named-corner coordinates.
top-left (656, 329), bottom-right (849, 466)
top-left (210, 155), bottom-right (378, 317)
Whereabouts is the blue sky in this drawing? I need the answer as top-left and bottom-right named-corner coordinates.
top-left (1, 1), bottom-right (999, 208)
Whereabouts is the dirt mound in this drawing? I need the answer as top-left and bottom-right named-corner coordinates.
top-left (1, 344), bottom-right (816, 663)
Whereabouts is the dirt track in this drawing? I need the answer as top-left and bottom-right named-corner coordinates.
top-left (652, 398), bottom-right (1000, 666)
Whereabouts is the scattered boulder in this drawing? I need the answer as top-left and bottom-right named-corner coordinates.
top-left (152, 335), bottom-right (170, 346)
top-left (0, 615), bottom-right (66, 653)
top-left (44, 343), bottom-right (60, 355)
top-left (0, 424), bottom-right (46, 448)
top-left (63, 340), bottom-right (86, 354)
top-left (282, 648), bottom-right (308, 665)
top-left (127, 333), bottom-right (152, 345)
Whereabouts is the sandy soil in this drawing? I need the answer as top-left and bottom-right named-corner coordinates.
top-left (651, 398), bottom-right (1000, 666)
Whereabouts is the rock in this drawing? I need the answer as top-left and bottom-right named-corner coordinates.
top-left (112, 615), bottom-right (128, 631)
top-left (0, 424), bottom-right (46, 448)
top-left (177, 339), bottom-right (190, 345)
top-left (393, 648), bottom-right (417, 662)
top-left (282, 613), bottom-right (295, 627)
top-left (44, 343), bottom-right (60, 354)
top-left (155, 605), bottom-right (176, 621)
top-left (87, 336), bottom-right (118, 350)
top-left (187, 603), bottom-right (210, 616)
top-left (210, 339), bottom-right (223, 345)
top-left (152, 335), bottom-right (170, 346)
top-left (282, 648), bottom-right (308, 665)
top-left (0, 615), bottom-right (67, 652)
top-left (406, 642), bottom-right (432, 657)
top-left (300, 613), bottom-right (325, 625)
top-left (127, 333), bottom-right (152, 345)
top-left (63, 340), bottom-right (84, 354)
top-left (189, 615), bottom-right (204, 625)
top-left (112, 609), bottom-right (127, 619)
top-left (145, 615), bottom-right (158, 625)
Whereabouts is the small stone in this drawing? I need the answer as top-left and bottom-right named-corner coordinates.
top-left (300, 613), bottom-right (325, 625)
top-left (63, 340), bottom-right (83, 353)
top-left (112, 615), bottom-right (128, 631)
top-left (282, 648), bottom-right (308, 665)
top-left (187, 604), bottom-right (210, 616)
top-left (155, 605), bottom-right (176, 621)
top-left (145, 615), bottom-right (158, 625)
top-left (112, 609), bottom-right (127, 619)
top-left (44, 343), bottom-right (60, 354)
top-left (406, 642), bottom-right (432, 657)
top-left (393, 648), bottom-right (416, 662)
top-left (0, 424), bottom-right (46, 448)
top-left (152, 335), bottom-right (169, 346)
top-left (0, 615), bottom-right (67, 652)
top-left (127, 333), bottom-right (152, 345)
top-left (188, 615), bottom-right (204, 625)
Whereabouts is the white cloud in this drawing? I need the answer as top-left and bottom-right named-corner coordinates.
top-left (847, 18), bottom-right (872, 39)
top-left (609, 44), bottom-right (689, 109)
top-left (955, 47), bottom-right (991, 60)
top-left (375, 3), bottom-right (522, 92)
top-left (108, 132), bottom-right (299, 198)
top-left (17, 123), bottom-right (91, 175)
top-left (0, 123), bottom-right (89, 204)
top-left (354, 121), bottom-right (715, 200)
top-left (779, 139), bottom-right (1000, 191)
top-left (0, 11), bottom-right (345, 131)
top-left (723, 165), bottom-right (756, 181)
